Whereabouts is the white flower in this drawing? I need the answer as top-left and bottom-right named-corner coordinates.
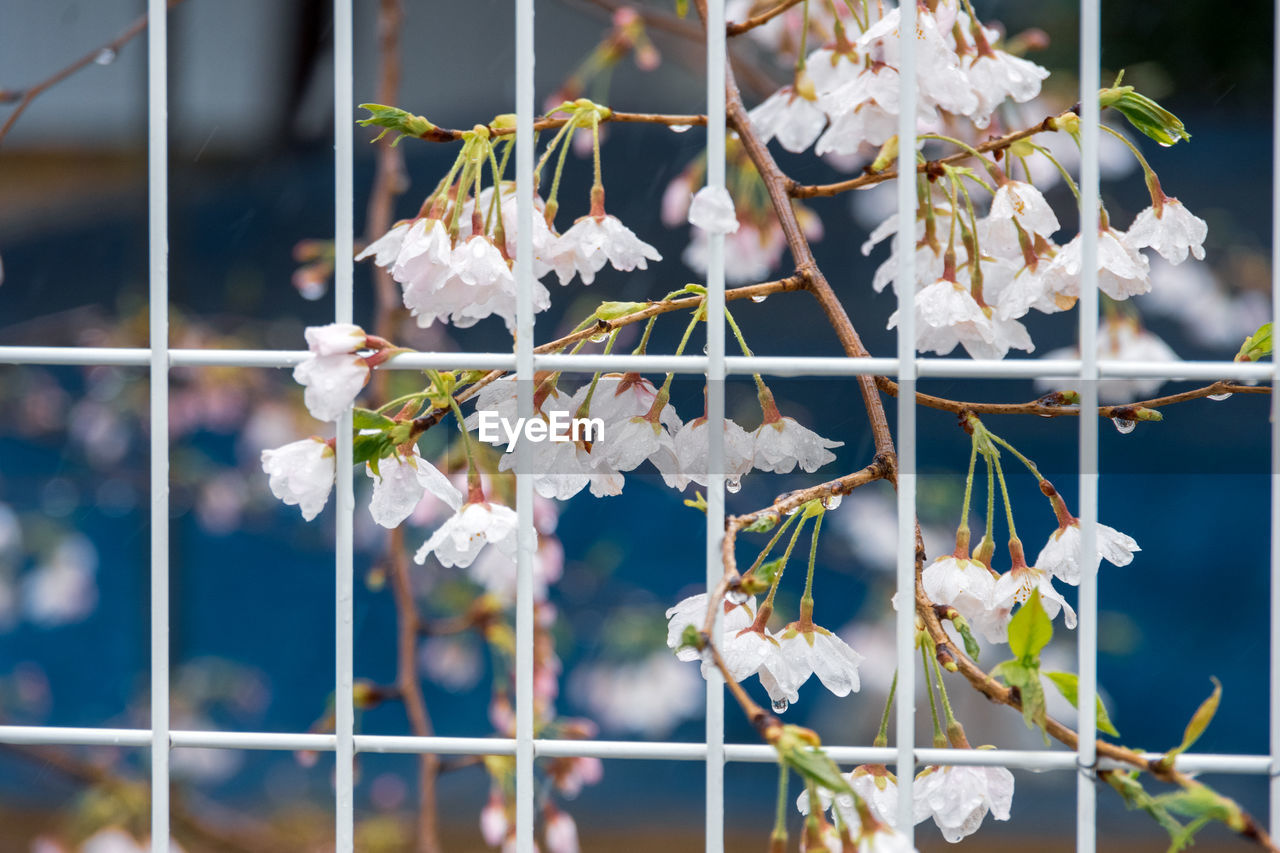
top-left (981, 181), bottom-right (1059, 256)
top-left (598, 416), bottom-right (675, 472)
top-left (356, 221), bottom-right (411, 267)
top-left (683, 220), bottom-right (785, 284)
top-left (778, 623), bottom-right (864, 697)
top-left (1035, 317), bottom-right (1180, 403)
top-left (480, 790), bottom-right (508, 846)
top-left (305, 322), bottom-right (368, 356)
top-left (366, 449), bottom-right (463, 529)
top-left (292, 352), bottom-right (369, 422)
top-left (856, 828), bottom-right (916, 853)
top-left (414, 501), bottom-right (525, 569)
top-left (390, 218), bottom-right (454, 292)
top-left (544, 809), bottom-right (579, 853)
top-left (798, 766), bottom-right (900, 830)
top-left (1036, 520), bottom-right (1139, 585)
top-left (814, 66), bottom-right (906, 156)
top-left (749, 86), bottom-right (827, 153)
top-left (1124, 197), bottom-right (1208, 264)
top-left (752, 414), bottom-right (843, 474)
top-left (261, 437), bottom-right (335, 521)
top-left (991, 562), bottom-right (1077, 630)
top-left (665, 593), bottom-right (801, 705)
top-left (913, 764), bottom-right (1014, 843)
top-left (688, 185), bottom-right (740, 234)
top-left (673, 417), bottom-right (756, 490)
top-left (860, 8), bottom-right (978, 117)
top-left (888, 279), bottom-right (1033, 360)
top-left (570, 652), bottom-right (703, 737)
top-left (964, 49), bottom-right (1050, 127)
top-left (922, 554), bottom-right (1005, 643)
top-left (551, 214), bottom-right (662, 285)
top-left (1045, 228), bottom-right (1150, 301)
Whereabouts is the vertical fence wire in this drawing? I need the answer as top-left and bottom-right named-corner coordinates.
top-left (1270, 0), bottom-right (1280, 833)
top-left (146, 0), bottom-right (170, 847)
top-left (333, 0), bottom-right (356, 847)
top-left (703, 1), bottom-right (727, 850)
top-left (893, 0), bottom-right (918, 838)
top-left (1076, 0), bottom-right (1103, 849)
top-left (514, 0), bottom-right (537, 848)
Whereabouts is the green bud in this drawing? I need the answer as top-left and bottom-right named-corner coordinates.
top-left (1099, 86), bottom-right (1190, 147)
top-left (869, 135), bottom-right (899, 173)
top-left (743, 512), bottom-right (780, 534)
top-left (357, 103), bottom-right (437, 145)
top-left (594, 301), bottom-right (648, 321)
top-left (678, 624), bottom-right (703, 653)
top-left (685, 492), bottom-right (708, 513)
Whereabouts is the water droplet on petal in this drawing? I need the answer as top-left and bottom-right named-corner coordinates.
top-left (751, 294), bottom-right (768, 304)
top-left (702, 343), bottom-right (709, 354)
top-left (1208, 392), bottom-right (1233, 401)
top-left (726, 589), bottom-right (749, 605)
top-left (771, 697), bottom-right (789, 713)
top-left (821, 493), bottom-right (842, 510)
top-left (726, 478), bottom-right (742, 494)
top-left (1111, 418), bottom-right (1136, 434)
top-left (95, 48), bottom-right (117, 65)
top-left (1038, 413), bottom-right (1053, 419)
top-left (670, 124), bottom-right (692, 133)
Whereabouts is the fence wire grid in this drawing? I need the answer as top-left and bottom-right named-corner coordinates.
top-left (0, 0), bottom-right (1279, 851)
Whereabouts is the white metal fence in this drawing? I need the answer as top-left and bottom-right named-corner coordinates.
top-left (0, 0), bottom-right (1278, 851)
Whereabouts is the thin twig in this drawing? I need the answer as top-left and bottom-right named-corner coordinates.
top-left (726, 0), bottom-right (807, 36)
top-left (410, 109), bottom-right (707, 143)
top-left (0, 0), bottom-right (183, 149)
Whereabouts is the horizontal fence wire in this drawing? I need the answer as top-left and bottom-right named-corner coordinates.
top-left (0, 726), bottom-right (1270, 773)
top-left (0, 346), bottom-right (1270, 381)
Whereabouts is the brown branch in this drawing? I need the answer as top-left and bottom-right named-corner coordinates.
top-left (788, 114), bottom-right (1063, 199)
top-left (412, 110), bottom-right (707, 143)
top-left (726, 0), bottom-right (807, 36)
top-left (876, 377), bottom-right (1270, 419)
top-left (0, 0), bottom-right (183, 149)
top-left (386, 527), bottom-right (443, 853)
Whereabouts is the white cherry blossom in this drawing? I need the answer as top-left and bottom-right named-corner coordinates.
top-left (752, 409), bottom-right (843, 474)
top-left (261, 437), bottom-right (335, 522)
top-left (389, 218), bottom-right (453, 293)
top-left (688, 185), bottom-right (740, 234)
top-left (1124, 197), bottom-right (1208, 264)
top-left (673, 417), bottom-right (756, 490)
top-left (778, 623), bottom-right (865, 697)
top-left (888, 278), bottom-right (1033, 360)
top-left (980, 181), bottom-right (1059, 256)
top-left (665, 593), bottom-right (801, 705)
top-left (544, 808), bottom-right (579, 853)
top-left (1036, 520), bottom-right (1139, 585)
top-left (798, 766), bottom-right (900, 830)
top-left (356, 220), bottom-right (411, 267)
top-left (913, 764), bottom-right (1014, 843)
top-left (366, 448), bottom-right (463, 529)
top-left (305, 322), bottom-right (368, 356)
top-left (551, 214), bottom-right (661, 285)
top-left (749, 86), bottom-right (827, 153)
top-left (292, 352), bottom-right (369, 422)
top-left (921, 554), bottom-right (1003, 643)
top-left (1035, 318), bottom-right (1180, 402)
top-left (414, 501), bottom-right (524, 569)
top-left (991, 561), bottom-right (1077, 630)
top-left (1044, 228), bottom-right (1150, 301)
top-left (964, 48), bottom-right (1050, 126)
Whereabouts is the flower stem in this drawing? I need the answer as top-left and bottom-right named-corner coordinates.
top-left (957, 431), bottom-right (979, 543)
top-left (762, 512), bottom-right (810, 612)
top-left (992, 448), bottom-right (1018, 540)
top-left (921, 641), bottom-right (945, 747)
top-left (743, 509), bottom-right (803, 578)
top-left (1030, 143), bottom-right (1082, 204)
top-left (546, 111), bottom-right (581, 214)
top-left (591, 110), bottom-right (604, 190)
top-left (771, 763), bottom-right (789, 848)
top-left (800, 506), bottom-right (825, 610)
top-left (724, 307), bottom-right (770, 398)
top-left (874, 669), bottom-right (898, 748)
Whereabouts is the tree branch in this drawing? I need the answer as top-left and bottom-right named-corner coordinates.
top-left (726, 0), bottom-right (807, 37)
top-left (0, 0), bottom-right (184, 149)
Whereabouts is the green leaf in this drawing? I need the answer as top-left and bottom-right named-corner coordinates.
top-left (594, 301), bottom-right (648, 321)
top-left (782, 746), bottom-right (852, 796)
top-left (356, 103), bottom-right (436, 145)
top-left (1157, 781), bottom-right (1245, 833)
top-left (352, 432), bottom-right (395, 474)
top-left (1236, 322), bottom-right (1273, 363)
top-left (991, 660), bottom-right (1047, 738)
top-left (1160, 678), bottom-right (1221, 770)
top-left (1104, 771), bottom-right (1188, 844)
top-left (1045, 671), bottom-right (1120, 737)
top-left (678, 624), bottom-right (702, 653)
top-left (353, 408), bottom-right (395, 432)
top-left (1007, 590), bottom-right (1053, 663)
